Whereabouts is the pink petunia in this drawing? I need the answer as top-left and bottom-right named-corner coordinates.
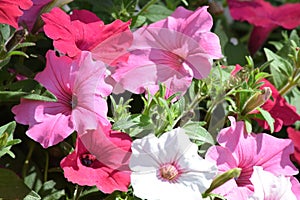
top-left (256, 79), bottom-right (300, 132)
top-left (12, 50), bottom-right (112, 148)
top-left (60, 123), bottom-right (132, 193)
top-left (0, 0), bottom-right (33, 29)
top-left (227, 0), bottom-right (300, 55)
top-left (205, 116), bottom-right (298, 199)
top-left (18, 0), bottom-right (52, 32)
top-left (112, 6), bottom-right (222, 96)
top-left (42, 8), bottom-right (132, 65)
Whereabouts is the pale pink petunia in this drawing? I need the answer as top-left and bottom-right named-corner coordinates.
top-left (249, 166), bottom-right (297, 200)
top-left (112, 6), bottom-right (222, 96)
top-left (205, 116), bottom-right (298, 199)
top-left (0, 0), bottom-right (32, 29)
top-left (42, 8), bottom-right (132, 65)
top-left (61, 123), bottom-right (132, 193)
top-left (12, 50), bottom-right (112, 148)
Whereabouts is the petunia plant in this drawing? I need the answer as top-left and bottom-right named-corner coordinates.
top-left (1, 0), bottom-right (300, 200)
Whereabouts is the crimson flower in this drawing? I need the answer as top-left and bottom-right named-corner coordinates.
top-left (227, 0), bottom-right (300, 55)
top-left (42, 8), bottom-right (132, 65)
top-left (287, 127), bottom-right (300, 165)
top-left (0, 0), bottom-right (32, 29)
top-left (60, 123), bottom-right (132, 193)
top-left (256, 79), bottom-right (300, 132)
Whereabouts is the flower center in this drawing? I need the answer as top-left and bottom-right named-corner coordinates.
top-left (80, 153), bottom-right (96, 167)
top-left (71, 95), bottom-right (78, 109)
top-left (159, 163), bottom-right (179, 181)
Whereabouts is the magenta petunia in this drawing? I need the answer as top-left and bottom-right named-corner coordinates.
top-left (18, 0), bottom-right (52, 32)
top-left (0, 0), bottom-right (33, 29)
top-left (227, 0), bottom-right (300, 55)
top-left (60, 123), bottom-right (132, 193)
top-left (205, 116), bottom-right (298, 199)
top-left (42, 8), bottom-right (132, 65)
top-left (112, 6), bottom-right (222, 96)
top-left (255, 79), bottom-right (300, 132)
top-left (12, 50), bottom-right (112, 148)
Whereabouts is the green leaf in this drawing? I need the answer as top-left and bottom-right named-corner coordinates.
top-left (143, 4), bottom-right (173, 22)
top-left (183, 122), bottom-right (214, 145)
top-left (0, 24), bottom-right (11, 41)
top-left (257, 107), bottom-right (275, 133)
top-left (0, 168), bottom-right (40, 200)
top-left (2, 79), bottom-right (57, 102)
top-left (38, 180), bottom-right (65, 200)
top-left (264, 48), bottom-right (293, 89)
top-left (0, 121), bottom-right (17, 158)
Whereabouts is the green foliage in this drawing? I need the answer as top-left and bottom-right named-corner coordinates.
top-left (0, 121), bottom-right (20, 158)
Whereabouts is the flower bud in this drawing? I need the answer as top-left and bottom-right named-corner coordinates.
top-left (203, 168), bottom-right (242, 196)
top-left (242, 87), bottom-right (272, 115)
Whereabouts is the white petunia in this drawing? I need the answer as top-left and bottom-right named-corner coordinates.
top-left (249, 166), bottom-right (297, 200)
top-left (129, 128), bottom-right (217, 200)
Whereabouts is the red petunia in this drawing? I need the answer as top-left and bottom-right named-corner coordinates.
top-left (256, 79), bottom-right (300, 132)
top-left (60, 123), bottom-right (132, 193)
top-left (0, 0), bottom-right (33, 29)
top-left (287, 127), bottom-right (300, 165)
top-left (42, 8), bottom-right (132, 65)
top-left (227, 0), bottom-right (300, 55)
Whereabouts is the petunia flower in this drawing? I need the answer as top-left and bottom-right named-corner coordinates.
top-left (129, 128), bottom-right (217, 200)
top-left (255, 79), bottom-right (300, 132)
top-left (12, 50), bottom-right (112, 148)
top-left (112, 6), bottom-right (222, 97)
top-left (287, 127), bottom-right (300, 165)
top-left (205, 116), bottom-right (298, 199)
top-left (227, 0), bottom-right (300, 55)
top-left (18, 0), bottom-right (52, 32)
top-left (60, 123), bottom-right (132, 193)
top-left (0, 0), bottom-right (33, 29)
top-left (248, 166), bottom-right (297, 200)
top-left (42, 7), bottom-right (132, 65)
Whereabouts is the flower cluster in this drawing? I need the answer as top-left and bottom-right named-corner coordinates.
top-left (1, 0), bottom-right (300, 200)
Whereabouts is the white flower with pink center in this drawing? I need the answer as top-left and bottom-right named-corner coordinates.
top-left (129, 128), bottom-right (217, 200)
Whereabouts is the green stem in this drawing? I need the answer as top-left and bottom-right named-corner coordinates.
top-left (279, 68), bottom-right (300, 96)
top-left (22, 141), bottom-right (35, 178)
top-left (136, 0), bottom-right (158, 16)
top-left (171, 92), bottom-right (206, 129)
top-left (44, 151), bottom-right (49, 182)
top-left (73, 185), bottom-right (84, 200)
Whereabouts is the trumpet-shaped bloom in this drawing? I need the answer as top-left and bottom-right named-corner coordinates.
top-left (205, 117), bottom-right (298, 199)
top-left (112, 6), bottom-right (222, 96)
top-left (12, 50), bottom-right (112, 148)
top-left (256, 79), bottom-right (300, 132)
top-left (0, 0), bottom-right (32, 28)
top-left (60, 123), bottom-right (132, 193)
top-left (130, 128), bottom-right (217, 200)
top-left (249, 166), bottom-right (297, 200)
top-left (227, 0), bottom-right (300, 55)
top-left (42, 8), bottom-right (132, 65)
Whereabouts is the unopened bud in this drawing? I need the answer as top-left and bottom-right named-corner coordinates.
top-left (241, 87), bottom-right (272, 115)
top-left (203, 168), bottom-right (242, 196)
